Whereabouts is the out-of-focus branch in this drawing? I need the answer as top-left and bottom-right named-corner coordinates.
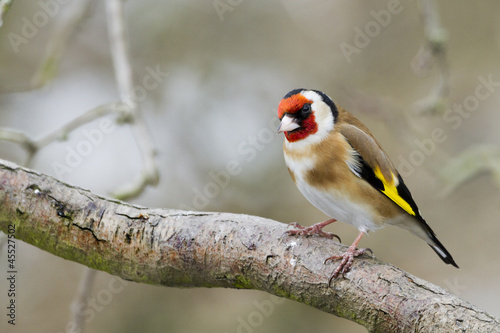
top-left (70, 266), bottom-right (97, 330)
top-left (0, 0), bottom-right (13, 27)
top-left (0, 102), bottom-right (125, 167)
top-left (0, 1), bottom-right (92, 92)
top-left (413, 0), bottom-right (449, 114)
top-left (105, 0), bottom-right (159, 200)
top-left (439, 145), bottom-right (500, 196)
top-left (35, 102), bottom-right (128, 149)
top-left (1, 0), bottom-right (159, 195)
top-left (0, 129), bottom-right (36, 154)
top-left (30, 1), bottom-right (93, 89)
top-left (1, 159), bottom-right (499, 333)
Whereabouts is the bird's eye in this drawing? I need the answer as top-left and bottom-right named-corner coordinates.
top-left (301, 103), bottom-right (312, 116)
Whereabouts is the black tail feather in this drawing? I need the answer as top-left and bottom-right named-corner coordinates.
top-left (427, 233), bottom-right (459, 268)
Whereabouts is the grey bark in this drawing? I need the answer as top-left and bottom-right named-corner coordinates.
top-left (0, 159), bottom-right (498, 332)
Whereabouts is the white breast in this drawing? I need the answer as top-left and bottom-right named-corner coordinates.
top-left (284, 153), bottom-right (382, 233)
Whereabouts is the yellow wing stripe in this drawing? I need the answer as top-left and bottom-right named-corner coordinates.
top-left (373, 167), bottom-right (416, 216)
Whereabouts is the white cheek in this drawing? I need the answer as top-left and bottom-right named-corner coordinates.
top-left (283, 106), bottom-right (333, 152)
top-left (301, 90), bottom-right (335, 134)
top-left (312, 101), bottom-right (334, 135)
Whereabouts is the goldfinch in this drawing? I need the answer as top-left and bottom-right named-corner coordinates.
top-left (277, 89), bottom-right (458, 281)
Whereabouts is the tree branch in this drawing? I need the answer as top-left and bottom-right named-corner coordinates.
top-left (0, 158), bottom-right (498, 332)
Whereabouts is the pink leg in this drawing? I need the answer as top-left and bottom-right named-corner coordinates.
top-left (284, 218), bottom-right (341, 242)
top-left (324, 231), bottom-right (372, 283)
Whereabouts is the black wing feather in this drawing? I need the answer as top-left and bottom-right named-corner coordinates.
top-left (350, 145), bottom-right (459, 268)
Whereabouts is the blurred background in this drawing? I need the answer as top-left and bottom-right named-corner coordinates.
top-left (1, 1), bottom-right (499, 332)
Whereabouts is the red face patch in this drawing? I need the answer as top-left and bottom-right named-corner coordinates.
top-left (285, 114), bottom-right (318, 142)
top-left (278, 94), bottom-right (311, 119)
top-left (278, 94), bottom-right (318, 142)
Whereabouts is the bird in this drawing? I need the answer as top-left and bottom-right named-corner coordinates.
top-left (277, 88), bottom-right (458, 282)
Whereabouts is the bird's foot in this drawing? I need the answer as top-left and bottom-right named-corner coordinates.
top-left (325, 247), bottom-right (372, 283)
top-left (284, 220), bottom-right (341, 242)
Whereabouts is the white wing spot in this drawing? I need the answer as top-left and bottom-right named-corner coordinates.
top-left (346, 148), bottom-right (362, 178)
